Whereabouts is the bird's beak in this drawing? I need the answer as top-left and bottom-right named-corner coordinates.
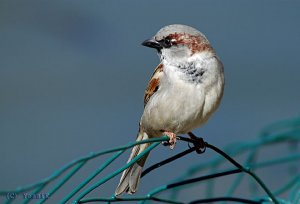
top-left (141, 38), bottom-right (163, 50)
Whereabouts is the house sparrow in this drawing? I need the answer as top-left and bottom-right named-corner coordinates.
top-left (115, 24), bottom-right (224, 195)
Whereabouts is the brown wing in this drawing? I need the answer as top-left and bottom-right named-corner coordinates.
top-left (143, 63), bottom-right (164, 107)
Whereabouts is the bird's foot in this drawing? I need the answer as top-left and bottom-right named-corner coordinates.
top-left (162, 131), bottom-right (177, 149)
top-left (187, 132), bottom-right (206, 154)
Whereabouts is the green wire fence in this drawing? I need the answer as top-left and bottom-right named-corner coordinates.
top-left (1, 117), bottom-right (299, 204)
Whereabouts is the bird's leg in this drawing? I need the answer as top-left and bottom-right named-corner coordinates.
top-left (188, 132), bottom-right (206, 153)
top-left (162, 131), bottom-right (177, 149)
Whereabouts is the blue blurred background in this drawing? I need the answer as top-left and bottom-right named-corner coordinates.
top-left (0, 0), bottom-right (299, 202)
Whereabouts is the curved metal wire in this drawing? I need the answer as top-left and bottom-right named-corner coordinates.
top-left (0, 118), bottom-right (299, 204)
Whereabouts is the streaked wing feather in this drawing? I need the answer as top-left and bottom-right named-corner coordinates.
top-left (144, 63), bottom-right (164, 107)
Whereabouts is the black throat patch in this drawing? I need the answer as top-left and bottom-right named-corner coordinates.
top-left (177, 62), bottom-right (206, 84)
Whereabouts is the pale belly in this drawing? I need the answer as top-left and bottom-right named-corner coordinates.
top-left (141, 81), bottom-right (221, 137)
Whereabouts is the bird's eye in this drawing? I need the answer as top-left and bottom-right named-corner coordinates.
top-left (163, 37), bottom-right (172, 48)
top-left (157, 36), bottom-right (173, 48)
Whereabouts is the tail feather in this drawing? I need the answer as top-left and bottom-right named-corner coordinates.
top-left (128, 162), bottom-right (142, 194)
top-left (115, 131), bottom-right (150, 196)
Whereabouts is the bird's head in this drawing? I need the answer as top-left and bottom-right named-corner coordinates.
top-left (142, 24), bottom-right (213, 61)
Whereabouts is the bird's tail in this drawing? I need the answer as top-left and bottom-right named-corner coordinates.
top-left (115, 130), bottom-right (150, 196)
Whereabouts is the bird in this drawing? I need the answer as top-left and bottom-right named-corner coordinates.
top-left (115, 24), bottom-right (225, 196)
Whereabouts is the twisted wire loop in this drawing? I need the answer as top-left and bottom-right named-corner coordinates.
top-left (0, 118), bottom-right (299, 204)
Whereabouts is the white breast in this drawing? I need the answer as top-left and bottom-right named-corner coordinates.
top-left (141, 54), bottom-right (224, 138)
